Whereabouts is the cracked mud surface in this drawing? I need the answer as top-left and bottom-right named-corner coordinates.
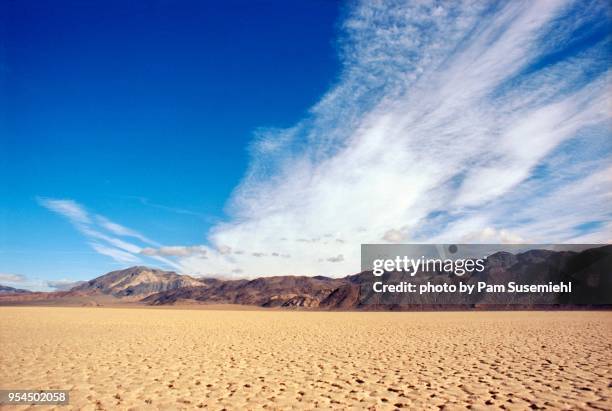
top-left (1, 308), bottom-right (610, 410)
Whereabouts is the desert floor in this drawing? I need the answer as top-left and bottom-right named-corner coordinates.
top-left (0, 308), bottom-right (610, 410)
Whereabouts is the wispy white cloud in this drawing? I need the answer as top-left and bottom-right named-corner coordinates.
top-left (38, 197), bottom-right (183, 270)
top-left (89, 242), bottom-right (141, 264)
top-left (38, 198), bottom-right (91, 225)
top-left (95, 215), bottom-right (159, 246)
top-left (37, 1), bottom-right (611, 279)
top-left (141, 246), bottom-right (208, 258)
top-left (172, 0), bottom-right (610, 278)
top-left (0, 273), bottom-right (27, 283)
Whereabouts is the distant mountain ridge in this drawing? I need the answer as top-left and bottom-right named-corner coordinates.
top-left (0, 245), bottom-right (610, 308)
top-left (0, 266), bottom-right (204, 305)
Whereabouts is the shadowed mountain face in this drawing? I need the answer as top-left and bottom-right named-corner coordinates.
top-left (0, 285), bottom-right (31, 294)
top-left (142, 276), bottom-right (347, 308)
top-left (70, 266), bottom-right (204, 299)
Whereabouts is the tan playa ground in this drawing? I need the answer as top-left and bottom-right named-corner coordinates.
top-left (0, 307), bottom-right (611, 410)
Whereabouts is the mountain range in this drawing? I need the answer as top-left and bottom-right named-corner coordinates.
top-left (0, 245), bottom-right (610, 308)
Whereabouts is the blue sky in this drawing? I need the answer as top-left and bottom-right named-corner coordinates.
top-left (0, 1), bottom-right (341, 287)
top-left (1, 0), bottom-right (611, 290)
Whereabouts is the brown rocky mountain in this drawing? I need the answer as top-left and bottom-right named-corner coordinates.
top-left (70, 266), bottom-right (203, 299)
top-left (142, 275), bottom-right (347, 307)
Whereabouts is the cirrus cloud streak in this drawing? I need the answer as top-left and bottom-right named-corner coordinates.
top-left (178, 0), bottom-right (611, 278)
